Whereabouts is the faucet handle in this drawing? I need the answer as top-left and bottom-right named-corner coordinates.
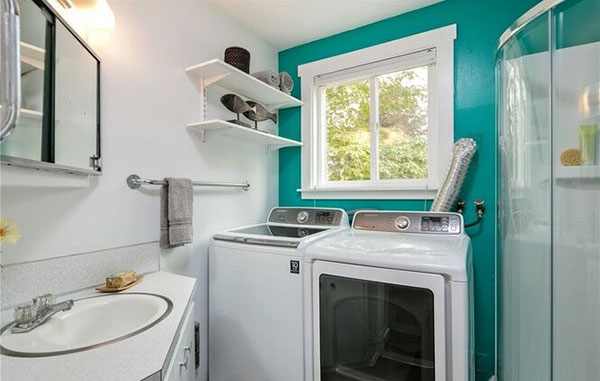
top-left (33, 293), bottom-right (56, 311)
top-left (14, 303), bottom-right (37, 326)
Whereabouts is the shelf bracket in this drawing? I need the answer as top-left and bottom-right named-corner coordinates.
top-left (204, 73), bottom-right (230, 87)
top-left (192, 72), bottom-right (231, 124)
top-left (191, 77), bottom-right (206, 122)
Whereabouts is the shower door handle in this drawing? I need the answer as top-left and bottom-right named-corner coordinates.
top-left (0, 0), bottom-right (21, 142)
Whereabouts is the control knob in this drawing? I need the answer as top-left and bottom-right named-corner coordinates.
top-left (297, 211), bottom-right (309, 223)
top-left (394, 216), bottom-right (410, 230)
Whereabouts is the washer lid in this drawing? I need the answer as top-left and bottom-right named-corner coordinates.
top-left (213, 223), bottom-right (329, 248)
top-left (226, 224), bottom-right (328, 238)
top-left (304, 229), bottom-right (471, 281)
top-left (213, 208), bottom-right (350, 249)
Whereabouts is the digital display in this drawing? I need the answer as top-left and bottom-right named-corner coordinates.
top-left (421, 216), bottom-right (449, 232)
top-left (316, 211), bottom-right (336, 224)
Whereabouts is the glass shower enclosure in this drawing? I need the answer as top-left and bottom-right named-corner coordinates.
top-left (497, 0), bottom-right (600, 380)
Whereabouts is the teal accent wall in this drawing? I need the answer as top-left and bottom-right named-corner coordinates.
top-left (278, 0), bottom-right (539, 379)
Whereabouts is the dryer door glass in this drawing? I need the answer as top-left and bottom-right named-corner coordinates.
top-left (319, 274), bottom-right (435, 381)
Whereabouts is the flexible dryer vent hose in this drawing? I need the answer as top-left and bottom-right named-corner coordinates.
top-left (430, 138), bottom-right (477, 212)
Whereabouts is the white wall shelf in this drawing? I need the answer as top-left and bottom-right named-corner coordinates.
top-left (187, 119), bottom-right (302, 151)
top-left (20, 41), bottom-right (45, 70)
top-left (185, 59), bottom-right (303, 111)
top-left (555, 165), bottom-right (600, 180)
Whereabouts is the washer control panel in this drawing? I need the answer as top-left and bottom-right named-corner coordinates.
top-left (353, 211), bottom-right (462, 234)
top-left (268, 208), bottom-right (345, 226)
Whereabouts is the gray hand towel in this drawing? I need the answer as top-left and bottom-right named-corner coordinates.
top-left (279, 72), bottom-right (294, 94)
top-left (252, 70), bottom-right (281, 88)
top-left (160, 178), bottom-right (193, 248)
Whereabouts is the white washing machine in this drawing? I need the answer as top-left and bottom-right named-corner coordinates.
top-left (303, 210), bottom-right (473, 381)
top-left (208, 207), bottom-right (349, 381)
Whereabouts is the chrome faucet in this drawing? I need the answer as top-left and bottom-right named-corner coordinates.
top-left (12, 294), bottom-right (74, 333)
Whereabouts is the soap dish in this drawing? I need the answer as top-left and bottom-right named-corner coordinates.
top-left (96, 274), bottom-right (144, 293)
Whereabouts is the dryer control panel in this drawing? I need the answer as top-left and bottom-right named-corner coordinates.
top-left (268, 208), bottom-right (346, 227)
top-left (353, 211), bottom-right (463, 234)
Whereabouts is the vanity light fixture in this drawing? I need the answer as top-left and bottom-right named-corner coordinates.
top-left (71, 0), bottom-right (115, 31)
top-left (49, 0), bottom-right (115, 48)
top-left (71, 0), bottom-right (115, 48)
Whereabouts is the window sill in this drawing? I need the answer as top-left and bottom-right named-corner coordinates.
top-left (297, 188), bottom-right (437, 200)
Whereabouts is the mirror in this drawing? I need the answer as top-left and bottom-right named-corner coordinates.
top-left (54, 21), bottom-right (99, 170)
top-left (0, 0), bottom-right (49, 162)
top-left (0, 0), bottom-right (101, 175)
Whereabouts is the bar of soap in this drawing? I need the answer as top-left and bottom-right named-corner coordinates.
top-left (106, 270), bottom-right (136, 289)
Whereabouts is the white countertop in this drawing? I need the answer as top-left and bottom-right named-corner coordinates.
top-left (0, 271), bottom-right (197, 381)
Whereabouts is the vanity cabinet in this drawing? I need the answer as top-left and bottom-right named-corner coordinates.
top-left (0, 0), bottom-right (101, 175)
top-left (163, 302), bottom-right (195, 381)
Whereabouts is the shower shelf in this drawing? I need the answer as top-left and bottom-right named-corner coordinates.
top-left (555, 165), bottom-right (600, 180)
top-left (185, 59), bottom-right (303, 111)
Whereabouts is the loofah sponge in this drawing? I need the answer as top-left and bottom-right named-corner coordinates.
top-left (560, 148), bottom-right (581, 166)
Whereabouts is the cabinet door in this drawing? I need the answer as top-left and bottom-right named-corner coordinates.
top-left (0, 0), bottom-right (51, 162)
top-left (164, 303), bottom-right (195, 381)
top-left (53, 20), bottom-right (99, 171)
top-left (0, 0), bottom-right (101, 174)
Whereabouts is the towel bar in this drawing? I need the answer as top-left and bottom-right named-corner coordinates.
top-left (126, 174), bottom-right (250, 191)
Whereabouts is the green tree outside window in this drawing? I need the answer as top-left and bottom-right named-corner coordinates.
top-left (325, 67), bottom-right (429, 182)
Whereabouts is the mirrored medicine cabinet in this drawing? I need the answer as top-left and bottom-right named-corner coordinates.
top-left (1, 0), bottom-right (101, 175)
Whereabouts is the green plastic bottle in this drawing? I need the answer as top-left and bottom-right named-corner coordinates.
top-left (579, 124), bottom-right (598, 165)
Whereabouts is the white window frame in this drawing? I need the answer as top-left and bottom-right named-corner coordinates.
top-left (298, 25), bottom-right (456, 200)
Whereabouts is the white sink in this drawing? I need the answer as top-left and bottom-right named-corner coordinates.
top-left (1, 293), bottom-right (172, 357)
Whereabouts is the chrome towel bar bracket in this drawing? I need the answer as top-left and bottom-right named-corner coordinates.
top-left (126, 174), bottom-right (250, 191)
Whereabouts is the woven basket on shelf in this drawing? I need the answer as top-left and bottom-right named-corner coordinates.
top-left (224, 47), bottom-right (251, 74)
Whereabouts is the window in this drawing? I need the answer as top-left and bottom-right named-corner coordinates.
top-left (298, 25), bottom-right (456, 199)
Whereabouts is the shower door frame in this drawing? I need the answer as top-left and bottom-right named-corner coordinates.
top-left (497, 0), bottom-right (566, 52)
top-left (496, 1), bottom-right (581, 380)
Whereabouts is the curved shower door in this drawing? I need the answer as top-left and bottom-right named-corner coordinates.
top-left (551, 0), bottom-right (600, 379)
top-left (497, 10), bottom-right (552, 381)
top-left (498, 0), bottom-right (600, 380)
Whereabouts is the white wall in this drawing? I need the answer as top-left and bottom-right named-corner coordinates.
top-left (1, 1), bottom-right (280, 378)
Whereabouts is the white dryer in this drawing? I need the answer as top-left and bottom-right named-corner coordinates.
top-left (209, 207), bottom-right (349, 381)
top-left (303, 210), bottom-right (473, 381)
